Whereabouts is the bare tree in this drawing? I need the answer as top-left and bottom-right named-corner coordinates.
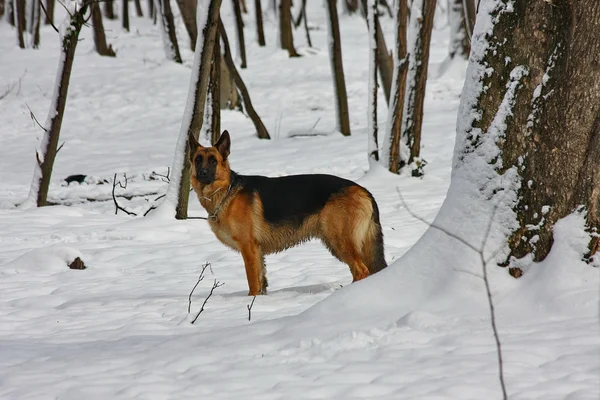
top-left (155, 0), bottom-right (182, 63)
top-left (91, 2), bottom-right (116, 56)
top-left (382, 0), bottom-right (408, 173)
top-left (279, 0), bottom-right (299, 57)
top-left (44, 0), bottom-right (54, 25)
top-left (232, 0), bottom-right (247, 68)
top-left (104, 0), bottom-right (116, 19)
top-left (325, 0), bottom-right (350, 136)
top-left (366, 0), bottom-right (378, 163)
top-left (122, 0), bottom-right (130, 31)
top-left (254, 0), bottom-right (265, 46)
top-left (401, 0), bottom-right (435, 171)
top-left (23, 0), bottom-right (93, 207)
top-left (15, 0), bottom-right (25, 48)
top-left (30, 0), bottom-right (41, 48)
top-left (175, 0), bottom-right (198, 49)
top-left (134, 0), bottom-right (143, 16)
top-left (207, 39), bottom-right (221, 145)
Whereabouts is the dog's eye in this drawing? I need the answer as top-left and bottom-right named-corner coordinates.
top-left (195, 155), bottom-right (203, 164)
top-left (208, 156), bottom-right (217, 165)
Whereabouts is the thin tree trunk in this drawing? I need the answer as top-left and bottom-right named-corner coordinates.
top-left (367, 0), bottom-right (378, 163)
top-left (91, 2), bottom-right (116, 56)
top-left (24, 2), bottom-right (89, 207)
top-left (254, 0), bottom-right (265, 46)
top-left (104, 0), bottom-right (116, 19)
top-left (44, 0), bottom-right (53, 24)
top-left (383, 0), bottom-right (408, 173)
top-left (207, 39), bottom-right (221, 145)
top-left (134, 0), bottom-right (143, 16)
top-left (279, 0), bottom-right (299, 57)
top-left (232, 0), bottom-right (247, 68)
top-left (240, 0), bottom-right (247, 12)
top-left (122, 0), bottom-right (129, 31)
top-left (401, 0), bottom-right (435, 169)
top-left (15, 0), bottom-right (25, 48)
top-left (175, 0), bottom-right (197, 50)
top-left (219, 56), bottom-right (240, 109)
top-left (147, 0), bottom-right (153, 18)
top-left (360, 0), bottom-right (392, 104)
top-left (31, 0), bottom-right (41, 48)
top-left (155, 0), bottom-right (182, 63)
top-left (0, 0), bottom-right (5, 19)
top-left (447, 0), bottom-right (470, 60)
top-left (301, 0), bottom-right (311, 47)
top-left (325, 0), bottom-right (350, 136)
top-left (462, 0), bottom-right (475, 39)
top-left (7, 0), bottom-right (14, 26)
top-left (220, 19), bottom-right (270, 139)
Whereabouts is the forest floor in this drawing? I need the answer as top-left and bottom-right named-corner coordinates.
top-left (0, 2), bottom-right (598, 399)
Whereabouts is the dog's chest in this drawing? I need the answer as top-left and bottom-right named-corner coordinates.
top-left (209, 220), bottom-right (239, 251)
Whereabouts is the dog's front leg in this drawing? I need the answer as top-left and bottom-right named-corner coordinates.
top-left (240, 241), bottom-right (266, 296)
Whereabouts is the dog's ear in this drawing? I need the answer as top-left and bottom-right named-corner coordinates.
top-left (188, 132), bottom-right (201, 162)
top-left (215, 130), bottom-right (231, 160)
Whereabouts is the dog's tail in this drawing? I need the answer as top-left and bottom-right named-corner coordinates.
top-left (362, 191), bottom-right (387, 274)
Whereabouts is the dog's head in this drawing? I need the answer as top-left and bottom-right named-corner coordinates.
top-left (189, 130), bottom-right (231, 185)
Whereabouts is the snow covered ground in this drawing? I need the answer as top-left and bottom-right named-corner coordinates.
top-left (1, 2), bottom-right (598, 399)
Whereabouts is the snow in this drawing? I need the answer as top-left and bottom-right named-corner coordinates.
top-left (1, 1), bottom-right (599, 399)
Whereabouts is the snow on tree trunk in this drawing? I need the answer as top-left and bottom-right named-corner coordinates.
top-left (382, 0), bottom-right (408, 173)
top-left (175, 0), bottom-right (197, 50)
top-left (155, 0), bottom-right (182, 63)
top-left (400, 0), bottom-right (435, 173)
top-left (279, 0), bottom-right (299, 57)
top-left (254, 0), bottom-right (265, 46)
top-left (232, 0), bottom-right (247, 68)
top-left (366, 0), bottom-right (379, 164)
top-left (22, 0), bottom-right (90, 208)
top-left (91, 2), bottom-right (116, 57)
top-left (325, 0), bottom-right (350, 136)
top-left (153, 0), bottom-right (223, 219)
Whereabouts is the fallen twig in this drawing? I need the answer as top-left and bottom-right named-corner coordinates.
top-left (190, 279), bottom-right (224, 324)
top-left (188, 262), bottom-right (210, 313)
top-left (112, 173), bottom-right (137, 216)
top-left (247, 295), bottom-right (256, 321)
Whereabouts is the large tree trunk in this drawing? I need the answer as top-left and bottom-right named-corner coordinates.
top-left (175, 0), bottom-right (197, 50)
top-left (220, 19), bottom-right (270, 139)
top-left (122, 0), bottom-right (130, 31)
top-left (254, 0), bottom-right (265, 46)
top-left (366, 0), bottom-right (378, 163)
top-left (279, 0), bottom-right (299, 57)
top-left (91, 2), bottom-right (116, 56)
top-left (155, 0), bottom-right (182, 63)
top-left (460, 0), bottom-right (600, 271)
top-left (232, 0), bottom-right (247, 68)
top-left (325, 0), bottom-right (350, 136)
top-left (23, 1), bottom-right (89, 207)
top-left (382, 0), bottom-right (408, 173)
top-left (207, 39), bottom-right (221, 145)
top-left (400, 0), bottom-right (435, 171)
top-left (104, 0), bottom-right (116, 19)
top-left (44, 0), bottom-right (54, 25)
top-left (157, 0), bottom-right (223, 219)
top-left (360, 0), bottom-right (392, 105)
top-left (15, 0), bottom-right (25, 48)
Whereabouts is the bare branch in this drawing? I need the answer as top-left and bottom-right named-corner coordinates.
top-left (39, 0), bottom-right (59, 33)
top-left (56, 141), bottom-right (65, 154)
top-left (25, 103), bottom-right (48, 133)
top-left (112, 173), bottom-right (137, 216)
top-left (188, 262), bottom-right (210, 313)
top-left (247, 295), bottom-right (256, 321)
top-left (190, 279), bottom-right (224, 324)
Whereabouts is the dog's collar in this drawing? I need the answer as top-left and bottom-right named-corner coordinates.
top-left (207, 183), bottom-right (233, 222)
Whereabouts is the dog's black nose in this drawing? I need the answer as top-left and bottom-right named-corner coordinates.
top-left (198, 168), bottom-right (208, 176)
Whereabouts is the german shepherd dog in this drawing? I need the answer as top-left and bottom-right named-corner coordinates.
top-left (189, 131), bottom-right (387, 296)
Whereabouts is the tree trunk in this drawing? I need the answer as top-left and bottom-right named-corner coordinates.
top-left (254, 0), bottom-right (265, 46)
top-left (122, 0), bottom-right (130, 31)
top-left (401, 0), bottom-right (435, 170)
top-left (44, 0), bottom-right (53, 25)
top-left (447, 0), bottom-right (472, 61)
top-left (301, 0), bottom-right (312, 47)
top-left (325, 0), bottom-right (350, 136)
top-left (15, 0), bottom-right (25, 48)
top-left (134, 0), bottom-right (143, 16)
top-left (30, 0), bottom-right (41, 48)
top-left (159, 0), bottom-right (223, 219)
top-left (220, 19), bottom-right (270, 139)
top-left (155, 0), bottom-right (182, 63)
top-left (279, 0), bottom-right (299, 57)
top-left (104, 0), bottom-right (116, 19)
top-left (232, 0), bottom-right (247, 68)
top-left (457, 0), bottom-right (600, 271)
top-left (207, 39), bottom-right (221, 145)
top-left (382, 0), bottom-right (408, 173)
top-left (91, 2), bottom-right (116, 56)
top-left (148, 0), bottom-right (153, 18)
top-left (175, 0), bottom-right (197, 50)
top-left (367, 0), bottom-right (378, 163)
top-left (7, 0), bottom-right (14, 26)
top-left (360, 0), bottom-right (392, 105)
top-left (0, 0), bottom-right (5, 19)
top-left (219, 56), bottom-right (240, 109)
top-left (240, 0), bottom-right (247, 12)
top-left (23, 2), bottom-right (89, 207)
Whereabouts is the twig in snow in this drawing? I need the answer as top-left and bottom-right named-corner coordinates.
top-left (396, 188), bottom-right (507, 400)
top-left (112, 173), bottom-right (137, 216)
top-left (0, 71), bottom-right (26, 101)
top-left (247, 295), bottom-right (256, 321)
top-left (190, 279), bottom-right (224, 324)
top-left (188, 262), bottom-right (210, 313)
top-left (25, 103), bottom-right (48, 133)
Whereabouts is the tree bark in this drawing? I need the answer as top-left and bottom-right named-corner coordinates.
top-left (44, 0), bottom-right (53, 25)
top-left (175, 0), bottom-right (197, 50)
top-left (0, 0), bottom-right (5, 19)
top-left (367, 0), bottom-right (378, 163)
top-left (208, 39), bottom-right (221, 145)
top-left (325, 0), bottom-right (350, 136)
top-left (383, 0), bottom-right (408, 173)
top-left (232, 0), bottom-right (247, 68)
top-left (134, 0), bottom-right (143, 16)
top-left (31, 0), bottom-right (41, 48)
top-left (7, 0), bottom-right (14, 26)
top-left (254, 0), bottom-right (265, 46)
top-left (220, 19), bottom-right (270, 139)
top-left (447, 0), bottom-right (472, 60)
top-left (301, 0), bottom-right (312, 47)
top-left (463, 0), bottom-right (600, 270)
top-left (219, 56), bottom-right (240, 109)
top-left (91, 2), bottom-right (116, 56)
top-left (155, 0), bottom-right (182, 63)
top-left (401, 0), bottom-right (435, 169)
top-left (24, 2), bottom-right (90, 207)
top-left (15, 0), bottom-right (25, 48)
top-left (279, 0), bottom-right (299, 57)
top-left (360, 0), bottom-right (392, 105)
top-left (171, 0), bottom-right (223, 219)
top-left (104, 0), bottom-right (116, 19)
top-left (122, 0), bottom-right (130, 31)
top-left (147, 0), bottom-right (153, 19)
